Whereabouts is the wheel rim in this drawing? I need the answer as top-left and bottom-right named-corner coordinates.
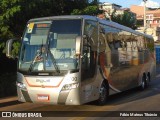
top-left (100, 86), bottom-right (106, 102)
top-left (141, 77), bottom-right (146, 89)
top-left (142, 79), bottom-right (145, 89)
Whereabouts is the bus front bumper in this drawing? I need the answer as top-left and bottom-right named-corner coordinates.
top-left (17, 86), bottom-right (81, 105)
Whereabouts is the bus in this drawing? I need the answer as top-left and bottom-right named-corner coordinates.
top-left (6, 15), bottom-right (156, 105)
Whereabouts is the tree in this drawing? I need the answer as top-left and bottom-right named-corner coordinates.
top-left (0, 0), bottom-right (21, 39)
top-left (71, 5), bottom-right (100, 15)
top-left (111, 11), bottom-right (137, 29)
top-left (0, 0), bottom-right (94, 54)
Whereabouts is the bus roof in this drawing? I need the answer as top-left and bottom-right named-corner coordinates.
top-left (28, 15), bottom-right (98, 22)
top-left (28, 15), bottom-right (153, 40)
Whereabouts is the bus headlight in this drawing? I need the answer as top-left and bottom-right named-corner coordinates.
top-left (61, 83), bottom-right (79, 91)
top-left (17, 82), bottom-right (26, 89)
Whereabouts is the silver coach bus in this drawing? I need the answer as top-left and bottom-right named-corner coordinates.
top-left (6, 15), bottom-right (156, 105)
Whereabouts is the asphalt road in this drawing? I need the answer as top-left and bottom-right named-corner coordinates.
top-left (1, 68), bottom-right (160, 120)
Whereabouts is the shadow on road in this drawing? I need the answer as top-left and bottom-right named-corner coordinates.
top-left (0, 100), bottom-right (22, 108)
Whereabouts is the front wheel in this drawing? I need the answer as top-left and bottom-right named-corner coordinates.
top-left (139, 75), bottom-right (147, 90)
top-left (97, 82), bottom-right (108, 105)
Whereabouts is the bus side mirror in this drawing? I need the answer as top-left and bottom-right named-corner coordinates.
top-left (6, 39), bottom-right (14, 58)
top-left (75, 36), bottom-right (81, 55)
top-left (6, 38), bottom-right (21, 58)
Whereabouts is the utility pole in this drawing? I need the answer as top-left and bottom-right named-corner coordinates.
top-left (143, 0), bottom-right (147, 33)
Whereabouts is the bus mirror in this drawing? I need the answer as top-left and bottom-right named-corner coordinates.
top-left (75, 36), bottom-right (81, 55)
top-left (6, 38), bottom-right (21, 59)
top-left (6, 39), bottom-right (14, 58)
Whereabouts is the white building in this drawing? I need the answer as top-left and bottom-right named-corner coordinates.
top-left (99, 2), bottom-right (122, 19)
top-left (99, 2), bottom-right (136, 22)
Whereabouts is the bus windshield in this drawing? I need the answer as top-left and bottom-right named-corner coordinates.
top-left (19, 19), bottom-right (81, 73)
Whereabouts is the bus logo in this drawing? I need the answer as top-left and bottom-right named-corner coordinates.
top-left (36, 79), bottom-right (50, 83)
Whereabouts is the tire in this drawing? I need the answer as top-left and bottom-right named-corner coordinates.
top-left (139, 75), bottom-right (146, 90)
top-left (145, 74), bottom-right (150, 88)
top-left (97, 82), bottom-right (108, 106)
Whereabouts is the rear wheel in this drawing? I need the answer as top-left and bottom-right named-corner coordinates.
top-left (97, 82), bottom-right (108, 105)
top-left (139, 75), bottom-right (147, 90)
top-left (145, 74), bottom-right (150, 88)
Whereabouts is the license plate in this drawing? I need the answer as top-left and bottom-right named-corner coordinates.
top-left (37, 94), bottom-right (49, 101)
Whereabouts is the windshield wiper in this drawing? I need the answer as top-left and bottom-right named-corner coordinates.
top-left (28, 39), bottom-right (45, 72)
top-left (28, 41), bottom-right (44, 72)
top-left (47, 38), bottom-right (60, 73)
top-left (28, 61), bottom-right (34, 72)
top-left (28, 52), bottom-right (38, 72)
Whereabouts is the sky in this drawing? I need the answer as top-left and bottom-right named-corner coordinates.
top-left (100, 0), bottom-right (160, 8)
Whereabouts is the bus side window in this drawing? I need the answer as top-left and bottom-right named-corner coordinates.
top-left (81, 20), bottom-right (98, 80)
top-left (82, 45), bottom-right (90, 70)
top-left (82, 38), bottom-right (97, 80)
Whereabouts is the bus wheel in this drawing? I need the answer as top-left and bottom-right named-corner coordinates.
top-left (139, 75), bottom-right (146, 90)
top-left (97, 82), bottom-right (108, 105)
top-left (145, 74), bottom-right (150, 88)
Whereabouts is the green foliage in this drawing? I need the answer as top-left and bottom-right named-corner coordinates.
top-left (83, 5), bottom-right (98, 15)
top-left (11, 41), bottom-right (21, 58)
top-left (111, 11), bottom-right (137, 29)
top-left (0, 42), bottom-right (5, 49)
top-left (71, 9), bottom-right (83, 15)
top-left (147, 42), bottom-right (154, 52)
top-left (71, 5), bottom-right (101, 15)
top-left (0, 42), bottom-right (5, 54)
top-left (0, 0), bottom-right (21, 56)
